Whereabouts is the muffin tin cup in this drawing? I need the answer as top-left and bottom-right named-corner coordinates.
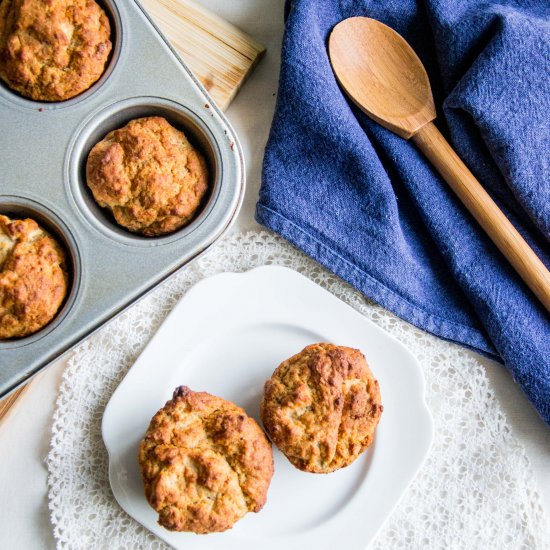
top-left (0, 0), bottom-right (122, 111)
top-left (0, 196), bottom-right (82, 350)
top-left (0, 0), bottom-right (245, 396)
top-left (67, 96), bottom-right (222, 247)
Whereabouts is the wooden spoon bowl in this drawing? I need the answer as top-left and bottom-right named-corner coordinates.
top-left (329, 17), bottom-right (435, 138)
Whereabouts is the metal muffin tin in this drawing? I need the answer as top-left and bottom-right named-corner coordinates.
top-left (0, 0), bottom-right (245, 396)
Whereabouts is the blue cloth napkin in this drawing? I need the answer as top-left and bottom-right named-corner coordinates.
top-left (257, 0), bottom-right (550, 424)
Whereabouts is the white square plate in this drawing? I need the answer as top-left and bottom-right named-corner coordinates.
top-left (102, 266), bottom-right (433, 549)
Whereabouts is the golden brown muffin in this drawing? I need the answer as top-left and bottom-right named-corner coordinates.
top-left (0, 214), bottom-right (68, 338)
top-left (0, 0), bottom-right (112, 101)
top-left (261, 343), bottom-right (382, 473)
top-left (86, 117), bottom-right (209, 237)
top-left (139, 386), bottom-right (274, 533)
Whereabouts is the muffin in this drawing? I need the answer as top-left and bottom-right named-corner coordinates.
top-left (0, 214), bottom-right (68, 338)
top-left (86, 117), bottom-right (209, 236)
top-left (0, 0), bottom-right (112, 101)
top-left (261, 343), bottom-right (382, 473)
top-left (139, 386), bottom-right (274, 533)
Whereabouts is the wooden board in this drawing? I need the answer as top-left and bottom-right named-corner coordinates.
top-left (0, 0), bottom-right (265, 426)
top-left (141, 0), bottom-right (265, 111)
top-left (0, 386), bottom-right (29, 425)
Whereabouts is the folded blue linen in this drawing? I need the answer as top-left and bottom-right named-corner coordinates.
top-left (257, 0), bottom-right (550, 424)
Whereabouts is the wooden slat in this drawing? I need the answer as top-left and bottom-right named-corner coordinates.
top-left (0, 386), bottom-right (29, 426)
top-left (140, 0), bottom-right (266, 110)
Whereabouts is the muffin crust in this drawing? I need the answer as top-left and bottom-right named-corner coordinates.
top-left (0, 215), bottom-right (68, 338)
top-left (0, 0), bottom-right (112, 101)
top-left (261, 343), bottom-right (382, 473)
top-left (139, 386), bottom-right (274, 533)
top-left (86, 116), bottom-right (209, 236)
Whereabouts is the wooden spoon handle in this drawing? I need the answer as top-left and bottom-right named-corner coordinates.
top-left (412, 121), bottom-right (550, 313)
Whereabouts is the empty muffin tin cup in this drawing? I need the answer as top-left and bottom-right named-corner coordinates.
top-left (0, 196), bottom-right (81, 349)
top-left (0, 0), bottom-right (122, 110)
top-left (67, 97), bottom-right (221, 247)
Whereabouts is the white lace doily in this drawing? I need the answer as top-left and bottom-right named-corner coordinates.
top-left (47, 230), bottom-right (550, 549)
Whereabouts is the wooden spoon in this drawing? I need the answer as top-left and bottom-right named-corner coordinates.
top-left (329, 16), bottom-right (550, 313)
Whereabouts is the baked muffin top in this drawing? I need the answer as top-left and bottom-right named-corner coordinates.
top-left (261, 343), bottom-right (382, 473)
top-left (0, 0), bottom-right (112, 101)
top-left (86, 116), bottom-right (209, 237)
top-left (139, 386), bottom-right (274, 533)
top-left (0, 214), bottom-right (68, 339)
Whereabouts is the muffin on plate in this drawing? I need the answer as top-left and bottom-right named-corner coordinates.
top-left (0, 214), bottom-right (68, 339)
top-left (0, 0), bottom-right (112, 101)
top-left (261, 343), bottom-right (382, 473)
top-left (86, 116), bottom-right (209, 236)
top-left (138, 386), bottom-right (274, 533)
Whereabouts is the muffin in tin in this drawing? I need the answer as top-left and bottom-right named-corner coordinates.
top-left (0, 214), bottom-right (68, 339)
top-left (261, 343), bottom-right (382, 473)
top-left (139, 386), bottom-right (274, 533)
top-left (0, 0), bottom-right (112, 102)
top-left (86, 116), bottom-right (209, 237)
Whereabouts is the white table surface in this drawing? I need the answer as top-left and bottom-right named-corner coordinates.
top-left (1, 2), bottom-right (549, 548)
